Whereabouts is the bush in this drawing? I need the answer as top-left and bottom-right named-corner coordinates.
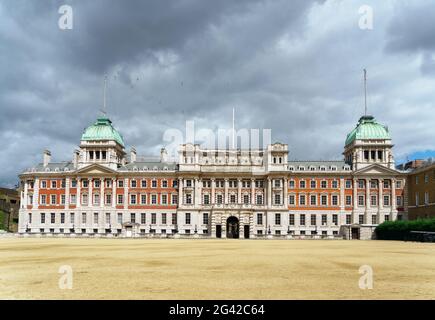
top-left (375, 218), bottom-right (435, 240)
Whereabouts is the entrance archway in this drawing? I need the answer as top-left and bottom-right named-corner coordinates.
top-left (226, 216), bottom-right (239, 238)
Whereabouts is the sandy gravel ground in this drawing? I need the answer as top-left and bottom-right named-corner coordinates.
top-left (0, 238), bottom-right (434, 299)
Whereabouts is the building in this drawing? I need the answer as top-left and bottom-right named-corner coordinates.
top-left (403, 159), bottom-right (435, 219)
top-left (0, 187), bottom-right (20, 232)
top-left (18, 114), bottom-right (408, 239)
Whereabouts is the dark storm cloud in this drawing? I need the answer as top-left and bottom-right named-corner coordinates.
top-left (0, 0), bottom-right (435, 187)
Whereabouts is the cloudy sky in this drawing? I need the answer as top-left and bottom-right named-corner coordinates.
top-left (1, 0), bottom-right (435, 187)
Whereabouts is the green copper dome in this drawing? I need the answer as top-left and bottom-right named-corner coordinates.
top-left (345, 115), bottom-right (391, 146)
top-left (81, 117), bottom-right (125, 147)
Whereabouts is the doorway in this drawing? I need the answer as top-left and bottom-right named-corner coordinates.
top-left (244, 225), bottom-right (250, 239)
top-left (125, 226), bottom-right (133, 238)
top-left (216, 225), bottom-right (222, 238)
top-left (226, 216), bottom-right (239, 239)
top-left (351, 227), bottom-right (360, 240)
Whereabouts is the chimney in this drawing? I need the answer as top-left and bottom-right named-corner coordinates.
top-left (43, 150), bottom-right (51, 167)
top-left (160, 147), bottom-right (168, 162)
top-left (73, 149), bottom-right (80, 168)
top-left (130, 147), bottom-right (137, 163)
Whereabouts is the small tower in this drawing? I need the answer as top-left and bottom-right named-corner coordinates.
top-left (343, 115), bottom-right (394, 170)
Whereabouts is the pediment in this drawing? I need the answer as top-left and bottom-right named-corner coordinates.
top-left (353, 164), bottom-right (399, 176)
top-left (75, 163), bottom-right (118, 175)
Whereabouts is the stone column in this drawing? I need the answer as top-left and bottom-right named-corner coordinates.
top-left (195, 178), bottom-right (201, 206)
top-left (100, 178), bottom-right (104, 208)
top-left (123, 178), bottom-right (128, 210)
top-left (353, 178), bottom-right (358, 224)
top-left (365, 178), bottom-right (370, 224)
top-left (88, 178), bottom-right (92, 207)
top-left (224, 178), bottom-right (229, 204)
top-left (211, 178), bottom-right (216, 205)
top-left (283, 178), bottom-right (288, 207)
top-left (65, 177), bottom-right (70, 210)
top-left (112, 178), bottom-right (116, 208)
top-left (251, 178), bottom-right (255, 205)
top-left (378, 179), bottom-right (383, 224)
top-left (23, 180), bottom-right (28, 207)
top-left (237, 178), bottom-right (242, 205)
top-left (178, 178), bottom-right (183, 206)
top-left (339, 177), bottom-right (345, 226)
top-left (267, 178), bottom-right (272, 208)
top-left (76, 178), bottom-right (81, 208)
top-left (34, 178), bottom-right (40, 209)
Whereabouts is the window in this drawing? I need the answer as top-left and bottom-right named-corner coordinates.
top-left (162, 180), bottom-right (168, 188)
top-left (152, 180), bottom-right (157, 188)
top-left (162, 213), bottom-right (167, 225)
top-left (216, 194), bottom-right (223, 204)
top-left (256, 194), bottom-right (263, 205)
top-left (359, 215), bottom-right (364, 224)
top-left (172, 194), bottom-right (178, 205)
top-left (51, 181), bottom-right (57, 188)
top-left (332, 195), bottom-right (338, 206)
top-left (141, 180), bottom-right (147, 188)
top-left (371, 195), bottom-right (377, 206)
top-left (299, 180), bottom-right (306, 188)
top-left (82, 194), bottom-right (88, 205)
top-left (83, 180), bottom-right (89, 188)
top-left (61, 179), bottom-right (66, 188)
top-left (105, 179), bottom-right (111, 188)
top-left (141, 194), bottom-right (147, 205)
top-left (289, 180), bottom-right (295, 188)
top-left (61, 195), bottom-right (66, 205)
top-left (321, 181), bottom-right (327, 189)
top-left (358, 195), bottom-right (365, 206)
top-left (358, 180), bottom-right (365, 189)
top-left (346, 214), bottom-right (351, 224)
top-left (383, 180), bottom-right (391, 188)
top-left (332, 214), bottom-right (338, 225)
top-left (322, 215), bottom-right (327, 225)
top-left (299, 194), bottom-right (306, 205)
top-left (82, 212), bottom-right (87, 224)
top-left (105, 194), bottom-right (111, 205)
top-left (332, 180), bottom-right (338, 188)
top-left (186, 180), bottom-right (192, 187)
top-left (130, 194), bottom-right (136, 205)
top-left (51, 194), bottom-right (56, 205)
top-left (105, 213), bottom-right (110, 224)
top-left (50, 213), bottom-right (55, 224)
top-left (203, 194), bottom-right (210, 205)
top-left (345, 180), bottom-right (352, 189)
top-left (424, 192), bottom-right (429, 205)
top-left (275, 213), bottom-right (281, 225)
top-left (118, 180), bottom-right (124, 188)
top-left (310, 194), bottom-right (317, 206)
top-left (364, 150), bottom-right (369, 160)
top-left (396, 196), bottom-right (402, 207)
top-left (415, 192), bottom-right (419, 206)
top-left (321, 195), bottom-right (327, 206)
top-left (384, 215), bottom-right (390, 222)
top-left (185, 194), bottom-right (192, 204)
top-left (310, 180), bottom-right (316, 188)
top-left (151, 194), bottom-right (157, 204)
top-left (70, 194), bottom-right (76, 204)
top-left (93, 193), bottom-right (100, 206)
top-left (172, 180), bottom-right (178, 188)
top-left (257, 213), bottom-right (263, 225)
top-left (256, 180), bottom-right (264, 188)
top-left (117, 213), bottom-right (123, 224)
top-left (383, 195), bottom-right (390, 206)
top-left (185, 213), bottom-right (191, 225)
top-left (117, 194), bottom-right (123, 205)
top-left (71, 179), bottom-right (77, 188)
top-left (243, 194), bottom-right (250, 204)
top-left (161, 194), bottom-right (168, 205)
top-left (370, 180), bottom-right (378, 189)
top-left (396, 180), bottom-right (402, 189)
top-left (60, 213), bottom-right (65, 224)
top-left (372, 215), bottom-right (377, 224)
top-left (289, 214), bottom-right (295, 225)
top-left (230, 194), bottom-right (236, 204)
top-left (41, 180), bottom-right (47, 188)
top-left (424, 174), bottom-right (429, 183)
top-left (274, 194), bottom-right (281, 205)
top-left (130, 213), bottom-right (136, 223)
top-left (141, 213), bottom-right (146, 224)
top-left (94, 180), bottom-right (101, 188)
top-left (203, 213), bottom-right (209, 225)
top-left (131, 180), bottom-right (137, 188)
top-left (172, 213), bottom-right (177, 225)
top-left (346, 195), bottom-right (352, 206)
top-left (300, 214), bottom-right (306, 226)
top-left (94, 212), bottom-right (99, 224)
top-left (40, 194), bottom-right (47, 205)
top-left (310, 215), bottom-right (316, 226)
top-left (274, 179), bottom-right (281, 188)
top-left (289, 195), bottom-right (295, 205)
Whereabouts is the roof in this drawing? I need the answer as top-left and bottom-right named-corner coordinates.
top-left (24, 162), bottom-right (75, 173)
top-left (120, 161), bottom-right (177, 172)
top-left (345, 115), bottom-right (391, 146)
top-left (287, 160), bottom-right (350, 171)
top-left (81, 117), bottom-right (125, 147)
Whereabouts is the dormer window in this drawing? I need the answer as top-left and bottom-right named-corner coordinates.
top-left (289, 166), bottom-right (294, 171)
top-left (320, 166), bottom-right (326, 171)
top-left (310, 166), bottom-right (316, 171)
top-left (298, 166), bottom-right (305, 171)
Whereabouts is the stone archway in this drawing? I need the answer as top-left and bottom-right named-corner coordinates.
top-left (226, 216), bottom-right (239, 239)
